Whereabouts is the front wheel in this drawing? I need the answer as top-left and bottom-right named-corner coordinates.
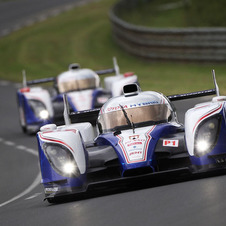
top-left (18, 105), bottom-right (28, 133)
top-left (46, 198), bottom-right (56, 204)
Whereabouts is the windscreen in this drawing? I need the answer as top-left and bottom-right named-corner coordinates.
top-left (58, 77), bottom-right (97, 93)
top-left (98, 104), bottom-right (172, 133)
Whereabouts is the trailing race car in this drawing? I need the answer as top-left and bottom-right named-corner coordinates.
top-left (37, 70), bottom-right (225, 203)
top-left (17, 58), bottom-right (138, 134)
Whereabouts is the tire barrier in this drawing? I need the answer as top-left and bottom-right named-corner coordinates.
top-left (109, 0), bottom-right (226, 62)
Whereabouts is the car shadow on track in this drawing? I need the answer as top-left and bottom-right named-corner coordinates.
top-left (46, 167), bottom-right (226, 205)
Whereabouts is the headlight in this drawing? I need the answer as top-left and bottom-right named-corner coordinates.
top-left (28, 100), bottom-right (49, 120)
top-left (43, 143), bottom-right (80, 177)
top-left (194, 115), bottom-right (221, 157)
top-left (39, 109), bottom-right (49, 119)
top-left (63, 162), bottom-right (77, 174)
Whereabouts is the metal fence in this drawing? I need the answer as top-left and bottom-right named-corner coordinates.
top-left (109, 0), bottom-right (226, 62)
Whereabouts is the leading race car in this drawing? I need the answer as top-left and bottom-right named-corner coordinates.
top-left (37, 70), bottom-right (225, 203)
top-left (17, 58), bottom-right (138, 134)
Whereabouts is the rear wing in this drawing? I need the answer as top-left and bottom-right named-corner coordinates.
top-left (60, 88), bottom-right (216, 127)
top-left (95, 68), bottom-right (115, 75)
top-left (66, 88), bottom-right (216, 126)
top-left (24, 57), bottom-right (119, 86)
top-left (168, 69), bottom-right (218, 101)
top-left (25, 69), bottom-right (116, 86)
top-left (95, 57), bottom-right (119, 76)
top-left (26, 77), bottom-right (56, 86)
top-left (167, 89), bottom-right (216, 101)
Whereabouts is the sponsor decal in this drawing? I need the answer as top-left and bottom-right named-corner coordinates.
top-left (129, 135), bottom-right (140, 140)
top-left (127, 142), bottom-right (142, 147)
top-left (163, 140), bottom-right (179, 147)
top-left (45, 187), bottom-right (59, 194)
top-left (106, 105), bottom-right (128, 112)
top-left (117, 126), bottom-right (156, 164)
top-left (20, 87), bottom-right (30, 93)
top-left (129, 151), bottom-right (142, 156)
top-left (129, 101), bottom-right (158, 108)
top-left (105, 101), bottom-right (159, 113)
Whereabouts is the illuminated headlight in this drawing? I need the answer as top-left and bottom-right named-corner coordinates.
top-left (43, 143), bottom-right (80, 177)
top-left (28, 99), bottom-right (49, 120)
top-left (63, 162), bottom-right (76, 174)
top-left (196, 140), bottom-right (210, 153)
top-left (39, 109), bottom-right (49, 119)
top-left (194, 115), bottom-right (221, 157)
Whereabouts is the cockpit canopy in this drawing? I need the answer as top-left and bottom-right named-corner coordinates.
top-left (57, 68), bottom-right (100, 93)
top-left (97, 90), bottom-right (174, 133)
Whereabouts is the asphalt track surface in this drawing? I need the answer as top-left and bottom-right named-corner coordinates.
top-left (1, 81), bottom-right (226, 226)
top-left (1, 1), bottom-right (226, 226)
top-left (0, 0), bottom-right (96, 37)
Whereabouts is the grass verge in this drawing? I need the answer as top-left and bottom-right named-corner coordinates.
top-left (0, 0), bottom-right (226, 95)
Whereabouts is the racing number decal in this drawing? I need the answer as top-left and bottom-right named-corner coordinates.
top-left (163, 140), bottom-right (179, 147)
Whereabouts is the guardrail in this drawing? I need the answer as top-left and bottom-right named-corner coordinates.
top-left (109, 0), bottom-right (226, 61)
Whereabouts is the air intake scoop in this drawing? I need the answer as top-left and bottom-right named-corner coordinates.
top-left (68, 63), bottom-right (80, 70)
top-left (123, 83), bottom-right (140, 97)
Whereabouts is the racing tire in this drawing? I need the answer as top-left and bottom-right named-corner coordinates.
top-left (46, 197), bottom-right (65, 204)
top-left (46, 198), bottom-right (56, 204)
top-left (20, 120), bottom-right (27, 133)
top-left (17, 99), bottom-right (28, 134)
top-left (17, 98), bottom-right (36, 135)
top-left (18, 107), bottom-right (28, 134)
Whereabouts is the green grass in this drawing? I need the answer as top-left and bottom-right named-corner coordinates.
top-left (118, 0), bottom-right (226, 27)
top-left (119, 0), bottom-right (188, 28)
top-left (1, 0), bottom-right (226, 95)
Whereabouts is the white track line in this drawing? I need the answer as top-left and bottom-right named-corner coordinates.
top-left (0, 137), bottom-right (40, 207)
top-left (25, 192), bottom-right (42, 200)
top-left (0, 173), bottom-right (41, 208)
top-left (16, 146), bottom-right (38, 157)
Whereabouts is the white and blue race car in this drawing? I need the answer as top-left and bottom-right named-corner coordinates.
top-left (17, 58), bottom-right (138, 134)
top-left (37, 71), bottom-right (225, 203)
